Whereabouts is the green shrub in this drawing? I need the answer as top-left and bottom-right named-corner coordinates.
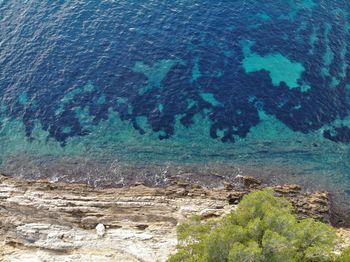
top-left (168, 189), bottom-right (339, 262)
top-left (336, 246), bottom-right (350, 262)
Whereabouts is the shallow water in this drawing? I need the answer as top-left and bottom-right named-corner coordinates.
top-left (1, 0), bottom-right (350, 221)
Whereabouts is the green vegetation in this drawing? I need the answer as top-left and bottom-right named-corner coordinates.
top-left (167, 190), bottom-right (348, 262)
top-left (336, 247), bottom-right (350, 262)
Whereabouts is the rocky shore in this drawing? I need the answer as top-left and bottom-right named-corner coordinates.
top-left (0, 173), bottom-right (349, 261)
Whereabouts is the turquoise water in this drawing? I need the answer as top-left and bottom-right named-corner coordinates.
top-left (0, 0), bottom-right (350, 223)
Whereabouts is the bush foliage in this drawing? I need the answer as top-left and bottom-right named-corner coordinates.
top-left (168, 190), bottom-right (343, 262)
top-left (336, 246), bottom-right (350, 262)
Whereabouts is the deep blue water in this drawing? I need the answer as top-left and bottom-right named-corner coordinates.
top-left (1, 1), bottom-right (350, 220)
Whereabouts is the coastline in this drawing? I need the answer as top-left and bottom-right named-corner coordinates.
top-left (0, 173), bottom-right (348, 261)
top-left (2, 154), bottom-right (350, 226)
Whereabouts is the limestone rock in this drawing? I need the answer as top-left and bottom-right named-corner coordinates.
top-left (0, 174), bottom-right (341, 261)
top-left (234, 175), bottom-right (262, 188)
top-left (96, 223), bottom-right (106, 238)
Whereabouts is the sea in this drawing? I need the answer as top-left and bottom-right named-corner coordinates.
top-left (1, 0), bottom-right (350, 223)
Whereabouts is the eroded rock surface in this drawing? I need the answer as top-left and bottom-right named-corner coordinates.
top-left (0, 174), bottom-right (340, 261)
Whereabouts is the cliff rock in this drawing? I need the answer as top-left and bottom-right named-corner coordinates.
top-left (0, 174), bottom-right (339, 261)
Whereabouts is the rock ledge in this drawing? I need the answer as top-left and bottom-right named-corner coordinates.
top-left (0, 174), bottom-right (341, 261)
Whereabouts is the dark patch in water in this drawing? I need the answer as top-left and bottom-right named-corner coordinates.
top-left (323, 126), bottom-right (350, 143)
top-left (0, 1), bottom-right (350, 144)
